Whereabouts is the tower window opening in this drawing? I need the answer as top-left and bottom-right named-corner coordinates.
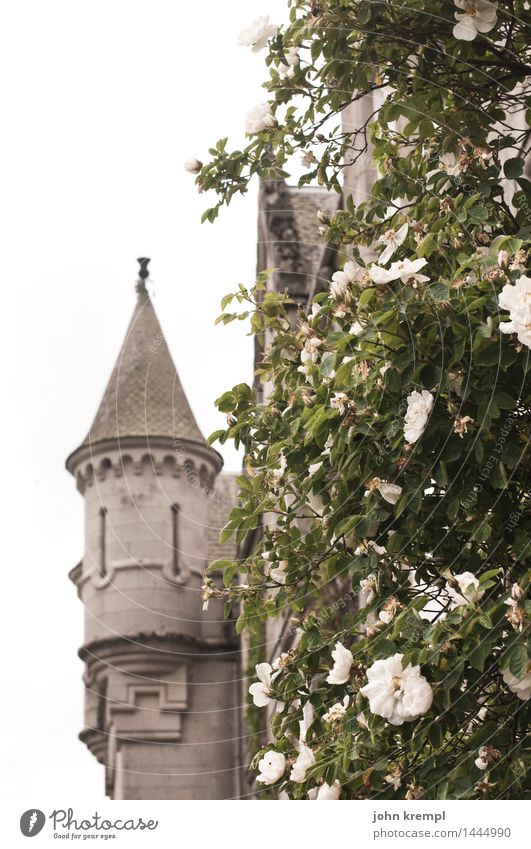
top-left (171, 503), bottom-right (180, 576)
top-left (97, 678), bottom-right (108, 731)
top-left (99, 507), bottom-right (107, 576)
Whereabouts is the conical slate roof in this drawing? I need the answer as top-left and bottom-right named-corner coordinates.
top-left (82, 279), bottom-right (205, 447)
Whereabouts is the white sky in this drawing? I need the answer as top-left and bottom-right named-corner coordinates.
top-left (0, 0), bottom-right (288, 800)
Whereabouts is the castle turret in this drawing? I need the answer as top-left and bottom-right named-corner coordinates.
top-left (67, 259), bottom-right (240, 799)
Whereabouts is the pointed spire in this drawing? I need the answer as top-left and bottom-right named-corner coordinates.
top-left (80, 259), bottom-right (206, 447)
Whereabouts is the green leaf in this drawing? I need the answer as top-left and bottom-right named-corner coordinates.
top-left (358, 287), bottom-right (376, 309)
top-left (508, 642), bottom-right (528, 678)
top-left (469, 638), bottom-right (491, 672)
top-left (504, 158), bottom-right (524, 179)
top-left (417, 234), bottom-right (436, 258)
top-left (490, 461), bottom-right (508, 490)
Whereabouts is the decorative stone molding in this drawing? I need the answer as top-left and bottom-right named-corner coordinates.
top-left (74, 452), bottom-right (217, 496)
top-left (72, 557), bottom-right (194, 591)
top-left (79, 631), bottom-right (237, 674)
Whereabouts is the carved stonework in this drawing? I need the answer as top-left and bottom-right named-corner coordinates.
top-left (260, 179), bottom-right (305, 275)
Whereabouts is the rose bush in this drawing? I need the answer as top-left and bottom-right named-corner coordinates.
top-left (195, 0), bottom-right (530, 799)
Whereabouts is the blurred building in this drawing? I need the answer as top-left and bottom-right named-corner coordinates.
top-left (66, 259), bottom-right (241, 799)
top-left (67, 157), bottom-right (342, 799)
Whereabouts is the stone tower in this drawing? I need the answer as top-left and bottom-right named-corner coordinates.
top-left (66, 259), bottom-right (241, 799)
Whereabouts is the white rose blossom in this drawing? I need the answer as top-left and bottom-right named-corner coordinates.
top-left (377, 222), bottom-right (408, 265)
top-left (445, 571), bottom-right (485, 608)
top-left (360, 573), bottom-right (377, 605)
top-left (370, 257), bottom-right (429, 286)
top-left (385, 770), bottom-right (403, 790)
top-left (453, 1), bottom-right (498, 42)
top-left (330, 392), bottom-right (350, 415)
top-left (510, 583), bottom-right (524, 601)
top-left (299, 700), bottom-right (315, 742)
top-left (498, 274), bottom-right (531, 349)
top-left (322, 695), bottom-right (349, 723)
top-left (404, 389), bottom-right (434, 443)
top-left (454, 415), bottom-right (474, 437)
top-left (301, 336), bottom-right (323, 364)
top-left (326, 641), bottom-right (354, 685)
top-left (360, 653), bottom-right (433, 725)
top-left (183, 158), bottom-right (202, 174)
top-left (290, 742), bottom-right (315, 783)
top-left (329, 261), bottom-right (357, 299)
top-left (248, 662), bottom-right (285, 711)
top-left (308, 780), bottom-right (341, 800)
top-left (475, 747), bottom-right (489, 770)
top-left (256, 750), bottom-right (286, 784)
top-left (440, 151), bottom-right (464, 175)
top-left (379, 596), bottom-right (400, 625)
top-left (245, 102), bottom-right (276, 134)
top-left (378, 482), bottom-right (403, 505)
top-left (278, 46), bottom-right (300, 77)
top-left (501, 667), bottom-right (531, 700)
top-left (238, 16), bottom-right (277, 52)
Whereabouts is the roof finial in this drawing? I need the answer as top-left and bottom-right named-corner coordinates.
top-left (135, 257), bottom-right (151, 298)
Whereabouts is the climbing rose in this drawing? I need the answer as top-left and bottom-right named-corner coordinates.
top-left (245, 102), bottom-right (276, 134)
top-left (404, 389), bottom-right (434, 443)
top-left (446, 572), bottom-right (485, 607)
top-left (238, 16), bottom-right (277, 52)
top-left (322, 695), bottom-right (349, 723)
top-left (256, 750), bottom-right (286, 784)
top-left (299, 700), bottom-right (315, 741)
top-left (475, 746), bottom-right (489, 770)
top-left (379, 596), bottom-right (400, 624)
top-left (308, 780), bottom-right (341, 800)
top-left (360, 574), bottom-right (377, 604)
top-left (330, 392), bottom-right (350, 414)
top-left (453, 1), bottom-right (498, 42)
top-left (330, 271), bottom-right (351, 300)
top-left (377, 222), bottom-right (408, 265)
top-left (501, 667), bottom-right (531, 700)
top-left (378, 482), bottom-right (402, 505)
top-left (441, 151), bottom-right (464, 176)
top-left (249, 662), bottom-right (283, 708)
top-left (360, 653), bottom-right (433, 725)
top-left (278, 46), bottom-right (300, 78)
top-left (290, 743), bottom-right (315, 783)
top-left (183, 158), bottom-right (202, 174)
top-left (326, 642), bottom-right (354, 685)
top-left (369, 257), bottom-right (429, 286)
top-left (498, 274), bottom-right (531, 349)
top-left (301, 336), bottom-right (323, 364)
top-left (330, 261), bottom-right (357, 298)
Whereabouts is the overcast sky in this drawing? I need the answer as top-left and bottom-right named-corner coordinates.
top-left (0, 0), bottom-right (288, 800)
